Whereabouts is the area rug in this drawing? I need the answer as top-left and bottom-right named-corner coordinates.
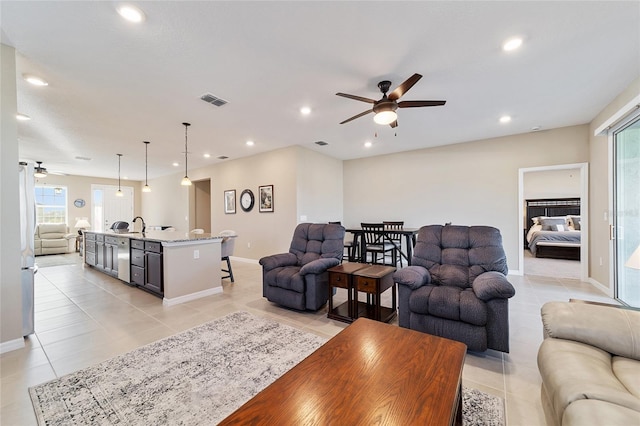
top-left (30, 311), bottom-right (505, 425)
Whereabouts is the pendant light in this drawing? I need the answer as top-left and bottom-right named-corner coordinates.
top-left (181, 122), bottom-right (192, 186)
top-left (34, 161), bottom-right (48, 178)
top-left (116, 154), bottom-right (124, 197)
top-left (142, 141), bottom-right (151, 192)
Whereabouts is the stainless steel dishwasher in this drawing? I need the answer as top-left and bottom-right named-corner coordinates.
top-left (117, 237), bottom-right (130, 282)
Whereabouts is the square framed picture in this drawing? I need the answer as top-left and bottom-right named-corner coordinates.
top-left (259, 185), bottom-right (274, 213)
top-left (224, 189), bottom-right (236, 214)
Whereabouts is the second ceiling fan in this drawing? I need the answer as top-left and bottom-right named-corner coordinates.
top-left (336, 73), bottom-right (446, 128)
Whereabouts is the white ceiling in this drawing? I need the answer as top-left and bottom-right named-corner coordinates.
top-left (2, 1), bottom-right (639, 181)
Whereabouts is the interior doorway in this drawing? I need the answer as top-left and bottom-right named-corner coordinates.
top-left (518, 163), bottom-right (589, 280)
top-left (193, 179), bottom-right (211, 233)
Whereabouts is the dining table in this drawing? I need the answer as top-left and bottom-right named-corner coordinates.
top-left (345, 227), bottom-right (419, 266)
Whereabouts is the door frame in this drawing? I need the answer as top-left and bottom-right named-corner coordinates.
top-left (517, 162), bottom-right (589, 280)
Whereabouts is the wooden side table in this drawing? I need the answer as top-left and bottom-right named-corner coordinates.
top-left (327, 263), bottom-right (368, 323)
top-left (353, 264), bottom-right (397, 323)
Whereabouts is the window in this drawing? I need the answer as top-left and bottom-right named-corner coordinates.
top-left (35, 186), bottom-right (67, 224)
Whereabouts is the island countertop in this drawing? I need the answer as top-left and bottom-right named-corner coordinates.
top-left (86, 230), bottom-right (224, 245)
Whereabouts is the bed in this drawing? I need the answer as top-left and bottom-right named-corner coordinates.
top-left (525, 198), bottom-right (581, 260)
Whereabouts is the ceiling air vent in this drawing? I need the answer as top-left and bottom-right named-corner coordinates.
top-left (217, 155), bottom-right (229, 160)
top-left (315, 141), bottom-right (328, 146)
top-left (200, 93), bottom-right (228, 107)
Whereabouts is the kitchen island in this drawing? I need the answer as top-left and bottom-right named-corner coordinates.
top-left (84, 231), bottom-right (223, 306)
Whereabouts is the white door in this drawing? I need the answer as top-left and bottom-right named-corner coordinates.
top-left (91, 184), bottom-right (134, 232)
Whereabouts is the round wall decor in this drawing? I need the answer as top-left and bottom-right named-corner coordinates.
top-left (74, 198), bottom-right (86, 208)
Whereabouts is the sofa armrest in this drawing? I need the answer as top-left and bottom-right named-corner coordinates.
top-left (64, 233), bottom-right (76, 240)
top-left (393, 266), bottom-right (431, 290)
top-left (299, 258), bottom-right (340, 275)
top-left (541, 301), bottom-right (640, 360)
top-left (472, 271), bottom-right (515, 301)
top-left (259, 253), bottom-right (298, 271)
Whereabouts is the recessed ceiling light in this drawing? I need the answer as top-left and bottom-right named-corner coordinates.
top-left (23, 74), bottom-right (48, 86)
top-left (16, 113), bottom-right (31, 121)
top-left (117, 5), bottom-right (145, 23)
top-left (246, 140), bottom-right (255, 146)
top-left (531, 126), bottom-right (542, 131)
top-left (502, 37), bottom-right (523, 52)
top-left (499, 115), bottom-right (512, 124)
top-left (172, 162), bottom-right (179, 167)
top-left (300, 106), bottom-right (311, 115)
top-left (203, 153), bottom-right (211, 158)
top-left (364, 141), bottom-right (372, 148)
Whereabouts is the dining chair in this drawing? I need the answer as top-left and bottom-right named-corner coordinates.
top-left (361, 223), bottom-right (396, 265)
top-left (329, 221), bottom-right (358, 262)
top-left (220, 230), bottom-right (237, 282)
top-left (383, 221), bottom-right (404, 267)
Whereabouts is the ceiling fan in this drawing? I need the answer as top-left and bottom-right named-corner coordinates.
top-left (336, 73), bottom-right (446, 128)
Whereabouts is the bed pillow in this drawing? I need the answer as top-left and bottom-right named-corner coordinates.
top-left (568, 215), bottom-right (581, 231)
top-left (539, 217), bottom-right (567, 231)
top-left (527, 224), bottom-right (543, 242)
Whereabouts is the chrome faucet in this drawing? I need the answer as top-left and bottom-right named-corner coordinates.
top-left (132, 216), bottom-right (146, 233)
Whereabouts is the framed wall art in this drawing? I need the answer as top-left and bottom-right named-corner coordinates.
top-left (259, 185), bottom-right (274, 213)
top-left (224, 189), bottom-right (236, 214)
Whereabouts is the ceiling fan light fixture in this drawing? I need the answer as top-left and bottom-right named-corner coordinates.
top-left (34, 161), bottom-right (48, 178)
top-left (374, 110), bottom-right (398, 125)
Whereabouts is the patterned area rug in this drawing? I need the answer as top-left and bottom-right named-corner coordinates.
top-left (30, 311), bottom-right (504, 425)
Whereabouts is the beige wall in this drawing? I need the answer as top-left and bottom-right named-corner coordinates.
top-left (140, 146), bottom-right (343, 260)
top-left (296, 147), bottom-right (343, 224)
top-left (588, 76), bottom-right (640, 289)
top-left (33, 174), bottom-right (142, 230)
top-left (1, 44), bottom-right (23, 350)
top-left (523, 169), bottom-right (581, 200)
top-left (343, 125), bottom-right (590, 272)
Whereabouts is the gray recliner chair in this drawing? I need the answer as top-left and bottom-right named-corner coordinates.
top-left (260, 223), bottom-right (345, 311)
top-left (393, 225), bottom-right (515, 352)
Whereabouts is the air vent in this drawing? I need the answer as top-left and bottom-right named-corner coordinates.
top-left (315, 141), bottom-right (328, 146)
top-left (200, 93), bottom-right (228, 107)
top-left (217, 155), bottom-right (229, 160)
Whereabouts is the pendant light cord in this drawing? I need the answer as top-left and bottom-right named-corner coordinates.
top-left (117, 154), bottom-right (122, 190)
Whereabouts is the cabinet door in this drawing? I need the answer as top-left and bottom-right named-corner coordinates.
top-left (96, 242), bottom-right (105, 268)
top-left (145, 252), bottom-right (163, 294)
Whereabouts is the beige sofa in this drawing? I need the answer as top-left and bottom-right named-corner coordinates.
top-left (537, 301), bottom-right (640, 426)
top-left (34, 223), bottom-right (76, 255)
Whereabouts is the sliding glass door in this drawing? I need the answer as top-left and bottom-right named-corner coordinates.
top-left (613, 116), bottom-right (640, 307)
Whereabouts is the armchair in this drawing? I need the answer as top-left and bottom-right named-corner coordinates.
top-left (260, 223), bottom-right (345, 311)
top-left (393, 225), bottom-right (515, 352)
top-left (34, 223), bottom-right (76, 255)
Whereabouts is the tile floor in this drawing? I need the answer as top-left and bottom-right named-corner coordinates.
top-left (1, 254), bottom-right (615, 425)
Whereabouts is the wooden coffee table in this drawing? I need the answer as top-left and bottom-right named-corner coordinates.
top-left (218, 318), bottom-right (467, 426)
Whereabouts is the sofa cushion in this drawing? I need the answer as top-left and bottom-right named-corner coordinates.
top-left (408, 285), bottom-right (487, 326)
top-left (41, 239), bottom-right (68, 248)
top-left (562, 399), bottom-right (640, 426)
top-left (264, 266), bottom-right (305, 293)
top-left (37, 223), bottom-right (68, 238)
top-left (613, 356), bottom-right (640, 399)
top-left (538, 338), bottom-right (640, 420)
top-left (541, 301), bottom-right (640, 360)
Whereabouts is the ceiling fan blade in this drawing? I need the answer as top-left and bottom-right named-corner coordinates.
top-left (388, 73), bottom-right (422, 100)
top-left (389, 120), bottom-right (398, 128)
top-left (398, 100), bottom-right (446, 108)
top-left (339, 109), bottom-right (373, 124)
top-left (336, 93), bottom-right (376, 104)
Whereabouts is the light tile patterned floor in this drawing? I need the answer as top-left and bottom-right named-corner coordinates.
top-left (1, 254), bottom-right (614, 425)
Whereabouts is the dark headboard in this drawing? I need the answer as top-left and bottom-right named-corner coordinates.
top-left (525, 198), bottom-right (581, 234)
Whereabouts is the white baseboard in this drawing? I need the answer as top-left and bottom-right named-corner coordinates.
top-left (508, 269), bottom-right (523, 276)
top-left (230, 256), bottom-right (259, 265)
top-left (0, 337), bottom-right (25, 354)
top-left (163, 287), bottom-right (223, 306)
top-left (587, 277), bottom-right (613, 298)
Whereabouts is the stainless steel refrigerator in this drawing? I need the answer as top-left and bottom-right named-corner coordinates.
top-left (19, 161), bottom-right (36, 336)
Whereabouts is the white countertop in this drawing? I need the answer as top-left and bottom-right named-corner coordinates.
top-left (87, 230), bottom-right (223, 244)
